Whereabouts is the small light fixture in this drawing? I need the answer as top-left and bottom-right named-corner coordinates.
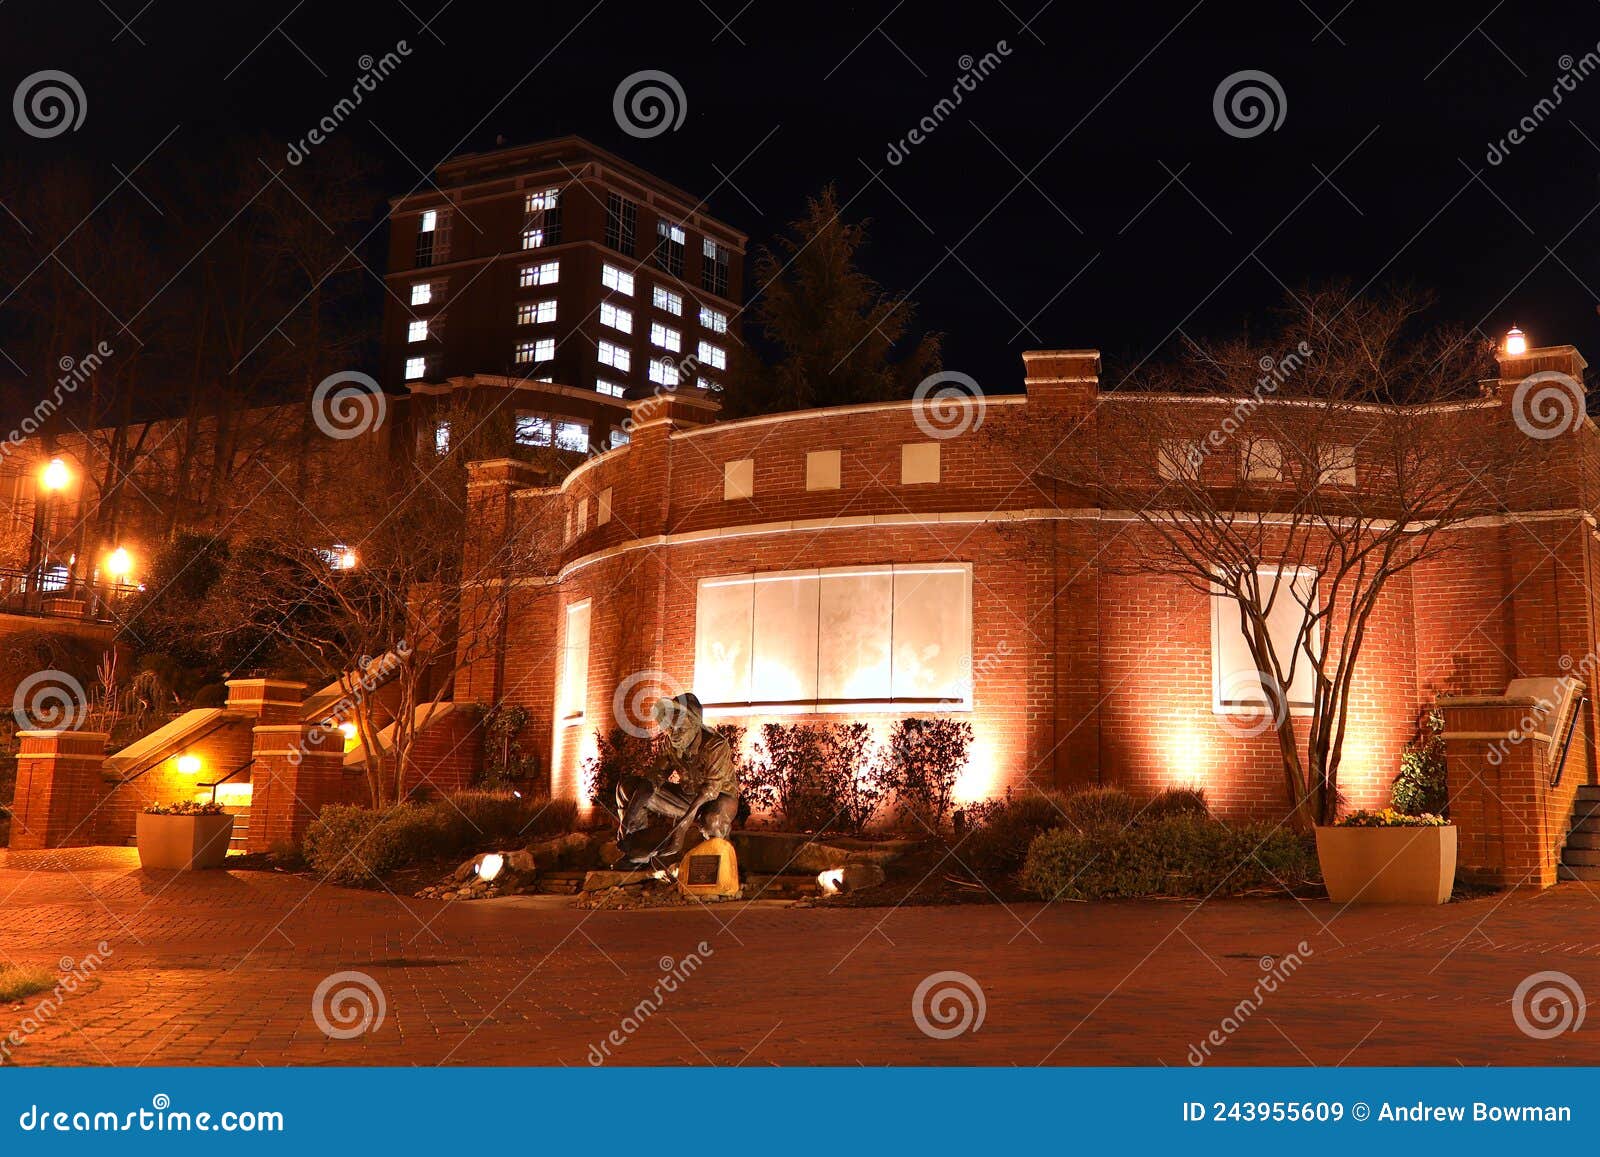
top-left (177, 754), bottom-right (202, 774)
top-left (1505, 325), bottom-right (1527, 356)
top-left (337, 548), bottom-right (358, 570)
top-left (476, 853), bottom-right (505, 881)
top-left (818, 868), bottom-right (845, 895)
top-left (41, 457), bottom-right (70, 491)
top-left (105, 547), bottom-right (133, 581)
top-left (338, 721), bottom-right (359, 752)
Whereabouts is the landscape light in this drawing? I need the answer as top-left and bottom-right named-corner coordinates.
top-left (41, 457), bottom-right (70, 491)
top-left (177, 754), bottom-right (202, 775)
top-left (476, 853), bottom-right (505, 881)
top-left (1505, 326), bottom-right (1527, 356)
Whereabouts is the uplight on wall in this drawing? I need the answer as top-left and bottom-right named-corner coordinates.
top-left (1504, 326), bottom-right (1527, 356)
top-left (177, 754), bottom-right (202, 775)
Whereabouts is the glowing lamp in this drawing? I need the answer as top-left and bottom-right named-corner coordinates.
top-left (176, 754), bottom-right (202, 775)
top-left (1505, 326), bottom-right (1527, 356)
top-left (333, 546), bottom-right (358, 570)
top-left (817, 868), bottom-right (845, 895)
top-left (338, 721), bottom-right (359, 752)
top-left (105, 547), bottom-right (133, 580)
top-left (476, 853), bottom-right (505, 881)
top-left (41, 457), bottom-right (70, 491)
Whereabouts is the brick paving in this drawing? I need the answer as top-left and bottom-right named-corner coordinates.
top-left (2, 847), bottom-right (1599, 1066)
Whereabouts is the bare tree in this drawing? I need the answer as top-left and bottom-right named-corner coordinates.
top-left (1030, 287), bottom-right (1531, 829)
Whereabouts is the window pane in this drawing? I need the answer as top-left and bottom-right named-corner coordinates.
top-left (751, 572), bottom-right (819, 704)
top-left (561, 602), bottom-right (591, 719)
top-left (695, 576), bottom-right (753, 705)
top-left (891, 567), bottom-right (970, 702)
top-left (817, 568), bottom-right (893, 701)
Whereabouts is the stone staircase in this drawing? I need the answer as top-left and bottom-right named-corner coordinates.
top-left (1558, 785), bottom-right (1600, 881)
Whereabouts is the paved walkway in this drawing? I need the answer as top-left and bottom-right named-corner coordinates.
top-left (1, 847), bottom-right (1598, 1066)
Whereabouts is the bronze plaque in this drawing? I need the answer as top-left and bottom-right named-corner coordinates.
top-left (686, 854), bottom-right (722, 886)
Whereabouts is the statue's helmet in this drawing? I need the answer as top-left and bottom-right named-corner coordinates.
top-left (651, 691), bottom-right (704, 732)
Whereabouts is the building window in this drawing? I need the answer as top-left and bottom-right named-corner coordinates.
top-left (649, 358), bottom-right (680, 387)
top-left (724, 458), bottom-right (754, 500)
top-left (407, 319), bottom-right (428, 343)
top-left (600, 302), bottom-right (633, 334)
top-left (650, 322), bottom-right (682, 353)
top-left (696, 340), bottom-right (726, 370)
top-left (598, 487), bottom-right (613, 525)
top-left (515, 339), bottom-right (555, 364)
top-left (517, 300), bottom-right (557, 326)
top-left (807, 449), bottom-right (841, 491)
top-left (598, 341), bottom-right (631, 372)
top-left (433, 418), bottom-right (451, 454)
top-left (901, 442), bottom-right (940, 485)
top-left (519, 260), bottom-right (559, 288)
top-left (605, 192), bottom-right (637, 255)
top-left (653, 286), bottom-right (683, 316)
top-left (597, 379), bottom-right (627, 398)
top-left (561, 600), bottom-right (591, 722)
top-left (697, 376), bottom-right (720, 393)
top-left (576, 496), bottom-right (589, 535)
top-left (522, 186), bottom-right (562, 249)
top-left (405, 356), bottom-right (427, 380)
top-left (602, 263), bottom-right (635, 295)
top-left (1316, 444), bottom-right (1357, 487)
top-left (693, 564), bottom-right (973, 711)
top-left (702, 238), bottom-right (730, 296)
top-left (410, 282), bottom-right (433, 306)
top-left (415, 208), bottom-right (443, 267)
top-left (610, 428), bottom-right (630, 448)
top-left (1211, 567), bottom-right (1319, 715)
top-left (699, 305), bottom-right (728, 333)
top-left (515, 413), bottom-right (553, 446)
top-left (1156, 439), bottom-right (1203, 482)
top-left (555, 420), bottom-right (589, 452)
top-left (654, 220), bottom-right (686, 276)
top-left (1241, 438), bottom-right (1283, 482)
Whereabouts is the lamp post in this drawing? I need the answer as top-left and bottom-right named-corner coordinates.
top-left (24, 457), bottom-right (71, 606)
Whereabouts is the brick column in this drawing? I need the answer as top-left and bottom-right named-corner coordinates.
top-left (246, 723), bottom-right (348, 853)
top-left (8, 730), bottom-right (109, 850)
top-left (225, 678), bottom-right (307, 724)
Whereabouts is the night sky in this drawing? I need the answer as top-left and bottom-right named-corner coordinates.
top-left (5, 0), bottom-right (1600, 397)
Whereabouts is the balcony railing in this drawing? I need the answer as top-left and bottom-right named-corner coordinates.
top-left (0, 567), bottom-right (139, 622)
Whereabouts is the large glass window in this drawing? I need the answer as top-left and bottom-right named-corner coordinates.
top-left (693, 564), bottom-right (972, 712)
top-left (605, 192), bottom-right (637, 255)
top-left (561, 601), bottom-right (591, 722)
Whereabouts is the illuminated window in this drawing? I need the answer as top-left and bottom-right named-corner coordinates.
top-left (1316, 444), bottom-right (1357, 487)
top-left (696, 340), bottom-right (726, 370)
top-left (560, 600), bottom-right (591, 722)
top-left (415, 209), bottom-right (446, 266)
top-left (555, 420), bottom-right (588, 452)
top-left (522, 187), bottom-right (562, 248)
top-left (1241, 438), bottom-right (1283, 482)
top-left (1211, 567), bottom-right (1319, 715)
top-left (649, 358), bottom-right (680, 387)
top-left (697, 376), bottom-right (720, 393)
top-left (405, 356), bottom-right (427, 380)
top-left (693, 564), bottom-right (973, 710)
top-left (605, 193), bottom-right (637, 255)
top-left (701, 238), bottom-right (730, 297)
top-left (653, 286), bottom-right (683, 316)
top-left (515, 413), bottom-right (552, 446)
top-left (610, 428), bottom-right (629, 448)
top-left (1157, 439), bottom-right (1203, 482)
top-left (655, 220), bottom-right (687, 277)
top-left (419, 210), bottom-right (437, 232)
top-left (410, 282), bottom-right (433, 306)
top-left (602, 264), bottom-right (635, 295)
top-left (699, 305), bottom-right (728, 333)
top-left (600, 302), bottom-right (633, 333)
top-left (407, 319), bottom-right (428, 343)
top-left (433, 418), bottom-right (451, 454)
top-left (517, 300), bottom-right (557, 325)
top-left (515, 339), bottom-right (555, 364)
top-left (598, 341), bottom-right (631, 372)
top-left (597, 379), bottom-right (626, 398)
top-left (650, 322), bottom-right (681, 353)
top-left (522, 227), bottom-right (545, 250)
top-left (519, 261), bottom-right (559, 287)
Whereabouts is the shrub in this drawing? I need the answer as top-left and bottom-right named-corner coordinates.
top-left (1145, 786), bottom-right (1210, 819)
top-left (1021, 814), bottom-right (1320, 900)
top-left (580, 728), bottom-right (665, 817)
top-left (448, 790), bottom-right (578, 842)
top-left (960, 791), bottom-right (1073, 876)
top-left (480, 704), bottom-right (541, 787)
top-left (886, 718), bottom-right (971, 830)
top-left (1056, 785), bottom-right (1139, 832)
top-left (1391, 709), bottom-right (1448, 816)
top-left (746, 721), bottom-right (890, 833)
top-left (0, 964), bottom-right (56, 1003)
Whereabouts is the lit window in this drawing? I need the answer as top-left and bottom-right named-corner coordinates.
top-left (649, 358), bottom-right (680, 387)
top-left (434, 419), bottom-right (451, 454)
top-left (1157, 440), bottom-right (1203, 482)
top-left (515, 342), bottom-right (536, 363)
top-left (697, 376), bottom-right (720, 392)
top-left (1316, 444), bottom-right (1357, 487)
top-left (697, 341), bottom-right (726, 370)
top-left (517, 300), bottom-right (556, 325)
top-left (515, 413), bottom-right (553, 446)
top-left (405, 356), bottom-right (427, 380)
top-left (419, 210), bottom-right (437, 232)
top-left (560, 600), bottom-right (591, 722)
top-left (693, 564), bottom-right (973, 710)
top-left (555, 420), bottom-right (589, 452)
top-left (522, 187), bottom-right (561, 248)
top-left (407, 320), bottom-right (428, 343)
top-left (410, 282), bottom-right (432, 306)
top-left (598, 341), bottom-right (631, 372)
top-left (1241, 438), bottom-right (1283, 482)
top-left (610, 428), bottom-right (630, 448)
top-left (602, 264), bottom-right (635, 295)
top-left (415, 210), bottom-right (446, 267)
top-left (699, 305), bottom-right (728, 333)
top-left (521, 227), bottom-right (545, 250)
top-left (515, 339), bottom-right (555, 364)
top-left (1212, 567), bottom-right (1319, 715)
top-left (597, 379), bottom-right (627, 398)
top-left (600, 302), bottom-right (633, 334)
top-left (650, 323), bottom-right (681, 353)
top-left (654, 220), bottom-right (686, 276)
top-left (519, 261), bottom-right (559, 287)
top-left (701, 238), bottom-right (730, 296)
top-left (653, 286), bottom-right (683, 315)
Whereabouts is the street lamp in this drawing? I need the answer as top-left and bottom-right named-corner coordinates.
top-left (1505, 326), bottom-right (1527, 357)
top-left (25, 457), bottom-right (71, 601)
top-left (105, 546), bottom-right (133, 584)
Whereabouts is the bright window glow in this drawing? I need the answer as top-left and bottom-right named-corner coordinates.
top-left (521, 227), bottom-right (545, 250)
top-left (653, 286), bottom-right (683, 315)
top-left (598, 341), bottom-right (631, 372)
top-left (1212, 567), bottom-right (1319, 715)
top-left (561, 600), bottom-right (591, 721)
top-left (515, 339), bottom-right (555, 363)
top-left (694, 564), bottom-right (973, 711)
top-left (699, 305), bottom-right (728, 333)
top-left (555, 421), bottom-right (589, 452)
top-left (602, 264), bottom-right (635, 295)
top-left (407, 319), bottom-right (428, 343)
top-left (405, 356), bottom-right (426, 380)
top-left (649, 358), bottom-right (679, 387)
top-left (520, 261), bottom-right (559, 287)
top-left (600, 302), bottom-right (633, 333)
top-left (610, 428), bottom-right (630, 448)
top-left (419, 210), bottom-right (437, 232)
top-left (434, 419), bottom-right (451, 454)
top-left (697, 340), bottom-right (726, 370)
top-left (697, 376), bottom-right (720, 392)
top-left (525, 187), bottom-right (559, 213)
top-left (410, 282), bottom-right (432, 305)
top-left (597, 379), bottom-right (626, 398)
top-left (517, 300), bottom-right (557, 325)
top-left (515, 413), bottom-right (552, 446)
top-left (650, 322), bottom-right (681, 352)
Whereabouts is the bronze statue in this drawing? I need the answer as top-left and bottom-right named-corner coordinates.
top-left (616, 692), bottom-right (739, 865)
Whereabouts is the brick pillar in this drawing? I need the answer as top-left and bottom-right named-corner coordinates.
top-left (8, 730), bottom-right (110, 850)
top-left (246, 723), bottom-right (347, 853)
top-left (225, 678), bottom-right (307, 724)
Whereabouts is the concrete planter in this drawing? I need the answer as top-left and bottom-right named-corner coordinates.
top-left (1315, 824), bottom-right (1457, 905)
top-left (136, 813), bottom-right (235, 870)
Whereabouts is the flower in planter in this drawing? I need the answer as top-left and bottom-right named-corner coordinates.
top-left (144, 800), bottom-right (226, 817)
top-left (1335, 807), bottom-right (1449, 828)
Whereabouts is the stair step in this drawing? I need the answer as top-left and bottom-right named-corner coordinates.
top-left (1569, 817), bottom-right (1600, 836)
top-left (1558, 864), bottom-right (1600, 881)
top-left (1561, 848), bottom-right (1600, 867)
top-left (1576, 785), bottom-right (1600, 801)
top-left (1570, 803), bottom-right (1600, 823)
top-left (1565, 832), bottom-right (1600, 851)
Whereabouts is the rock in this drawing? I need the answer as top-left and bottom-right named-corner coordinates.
top-left (452, 857), bottom-right (481, 882)
top-left (581, 869), bottom-right (654, 891)
top-left (503, 849), bottom-right (537, 875)
top-left (525, 832), bottom-right (594, 869)
top-left (840, 862), bottom-right (886, 892)
top-left (731, 831), bottom-right (919, 874)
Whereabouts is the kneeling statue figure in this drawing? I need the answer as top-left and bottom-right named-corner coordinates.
top-left (616, 692), bottom-right (739, 865)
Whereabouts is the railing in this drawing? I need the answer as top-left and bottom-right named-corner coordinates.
top-left (199, 760), bottom-right (255, 804)
top-left (0, 567), bottom-right (138, 621)
top-left (1551, 696), bottom-right (1586, 789)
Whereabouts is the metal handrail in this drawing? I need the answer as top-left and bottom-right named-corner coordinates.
top-left (199, 759), bottom-right (255, 804)
top-left (1551, 696), bottom-right (1586, 789)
